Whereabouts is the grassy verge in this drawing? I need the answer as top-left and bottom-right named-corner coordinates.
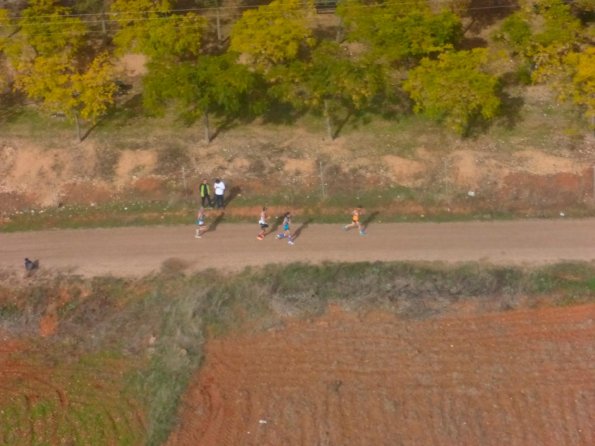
top-left (1, 261), bottom-right (594, 444)
top-left (4, 190), bottom-right (593, 233)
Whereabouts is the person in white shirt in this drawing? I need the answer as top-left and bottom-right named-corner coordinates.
top-left (214, 178), bottom-right (226, 209)
top-left (257, 206), bottom-right (269, 240)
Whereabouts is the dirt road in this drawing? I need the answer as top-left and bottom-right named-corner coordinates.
top-left (1, 218), bottom-right (594, 276)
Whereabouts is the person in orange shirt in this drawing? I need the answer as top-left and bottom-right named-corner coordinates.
top-left (343, 205), bottom-right (366, 235)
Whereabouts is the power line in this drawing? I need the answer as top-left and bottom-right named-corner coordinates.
top-left (0, 0), bottom-right (519, 27)
top-left (0, 2), bottom-right (520, 36)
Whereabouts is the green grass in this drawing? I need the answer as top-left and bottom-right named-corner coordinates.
top-left (529, 262), bottom-right (595, 302)
top-left (3, 192), bottom-right (589, 232)
top-left (1, 186), bottom-right (550, 233)
top-left (0, 351), bottom-right (146, 446)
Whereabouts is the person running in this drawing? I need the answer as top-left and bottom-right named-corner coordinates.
top-left (257, 206), bottom-right (269, 240)
top-left (276, 211), bottom-right (294, 245)
top-left (199, 179), bottom-right (213, 208)
top-left (195, 206), bottom-right (206, 238)
top-left (343, 205), bottom-right (366, 235)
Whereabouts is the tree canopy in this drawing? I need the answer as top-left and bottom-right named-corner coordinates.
top-left (337, 0), bottom-right (462, 65)
top-left (403, 49), bottom-right (500, 135)
top-left (230, 0), bottom-right (316, 70)
top-left (0, 0), bottom-right (592, 139)
top-left (3, 0), bottom-right (117, 140)
top-left (143, 53), bottom-right (264, 142)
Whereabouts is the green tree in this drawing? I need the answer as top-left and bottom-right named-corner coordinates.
top-left (269, 41), bottom-right (386, 139)
top-left (495, 0), bottom-right (593, 124)
top-left (495, 0), bottom-right (583, 76)
top-left (143, 54), bottom-right (265, 143)
top-left (403, 49), bottom-right (500, 135)
top-left (337, 0), bottom-right (462, 65)
top-left (5, 0), bottom-right (117, 141)
top-left (495, 12), bottom-right (532, 55)
top-left (111, 0), bottom-right (206, 62)
top-left (229, 0), bottom-right (316, 71)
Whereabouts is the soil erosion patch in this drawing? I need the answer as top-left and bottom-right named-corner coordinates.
top-left (168, 304), bottom-right (595, 445)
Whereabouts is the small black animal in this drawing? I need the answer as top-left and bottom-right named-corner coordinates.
top-left (24, 258), bottom-right (39, 274)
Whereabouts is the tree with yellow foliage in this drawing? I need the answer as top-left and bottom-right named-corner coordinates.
top-left (4, 0), bottom-right (117, 141)
top-left (230, 0), bottom-right (316, 71)
top-left (565, 48), bottom-right (595, 129)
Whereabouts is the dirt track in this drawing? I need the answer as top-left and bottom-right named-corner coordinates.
top-left (1, 219), bottom-right (594, 277)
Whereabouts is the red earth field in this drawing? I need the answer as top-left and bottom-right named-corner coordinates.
top-left (168, 304), bottom-right (595, 446)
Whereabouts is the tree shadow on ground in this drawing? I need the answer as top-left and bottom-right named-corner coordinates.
top-left (208, 116), bottom-right (235, 143)
top-left (206, 211), bottom-right (225, 233)
top-left (292, 218), bottom-right (314, 241)
top-left (332, 110), bottom-right (353, 139)
top-left (224, 186), bottom-right (241, 208)
top-left (260, 100), bottom-right (305, 125)
top-left (497, 90), bottom-right (525, 130)
top-left (269, 215), bottom-right (283, 236)
top-left (362, 211), bottom-right (379, 231)
top-left (465, 0), bottom-right (516, 34)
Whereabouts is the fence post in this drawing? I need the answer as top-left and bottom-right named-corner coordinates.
top-left (319, 161), bottom-right (326, 200)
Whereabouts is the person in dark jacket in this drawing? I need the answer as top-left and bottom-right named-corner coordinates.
top-left (24, 258), bottom-right (39, 276)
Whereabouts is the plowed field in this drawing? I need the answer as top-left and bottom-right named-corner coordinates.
top-left (168, 304), bottom-right (595, 446)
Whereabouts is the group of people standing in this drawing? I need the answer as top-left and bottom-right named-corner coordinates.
top-left (195, 178), bottom-right (367, 243)
top-left (199, 178), bottom-right (226, 209)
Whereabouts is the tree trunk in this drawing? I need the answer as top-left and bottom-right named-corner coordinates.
top-left (203, 111), bottom-right (211, 143)
top-left (101, 9), bottom-right (107, 36)
top-left (324, 99), bottom-right (334, 140)
top-left (336, 17), bottom-right (344, 42)
top-left (216, 8), bottom-right (222, 43)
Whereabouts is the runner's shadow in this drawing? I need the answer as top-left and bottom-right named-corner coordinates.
top-left (224, 186), bottom-right (241, 208)
top-left (269, 214), bottom-right (282, 235)
top-left (206, 212), bottom-right (225, 233)
top-left (362, 211), bottom-right (379, 231)
top-left (292, 218), bottom-right (313, 241)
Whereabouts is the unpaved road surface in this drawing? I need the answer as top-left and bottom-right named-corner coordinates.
top-left (1, 219), bottom-right (594, 276)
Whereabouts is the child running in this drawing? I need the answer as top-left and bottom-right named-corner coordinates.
top-left (257, 206), bottom-right (269, 240)
top-left (195, 206), bottom-right (206, 238)
top-left (276, 211), bottom-right (294, 245)
top-left (343, 205), bottom-right (366, 235)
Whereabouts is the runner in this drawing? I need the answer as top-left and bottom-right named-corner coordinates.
top-left (195, 206), bottom-right (206, 239)
top-left (257, 206), bottom-right (269, 240)
top-left (276, 211), bottom-right (294, 245)
top-left (343, 205), bottom-right (366, 235)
